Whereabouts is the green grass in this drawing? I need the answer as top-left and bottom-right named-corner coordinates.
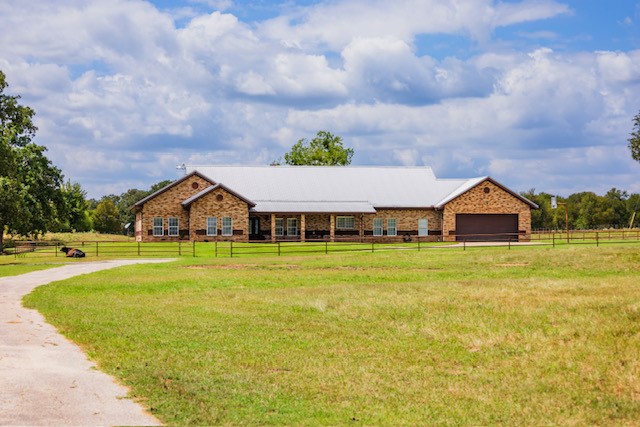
top-left (0, 263), bottom-right (63, 277)
top-left (24, 245), bottom-right (640, 425)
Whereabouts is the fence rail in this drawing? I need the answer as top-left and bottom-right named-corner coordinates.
top-left (3, 229), bottom-right (640, 259)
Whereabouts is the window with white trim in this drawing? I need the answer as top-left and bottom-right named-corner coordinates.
top-left (206, 217), bottom-right (217, 236)
top-left (275, 218), bottom-right (284, 237)
top-left (153, 217), bottom-right (163, 236)
top-left (387, 218), bottom-right (397, 236)
top-left (287, 218), bottom-right (298, 236)
top-left (418, 218), bottom-right (429, 236)
top-left (168, 217), bottom-right (179, 236)
top-left (373, 218), bottom-right (383, 236)
top-left (222, 217), bottom-right (233, 236)
top-left (336, 216), bottom-right (355, 229)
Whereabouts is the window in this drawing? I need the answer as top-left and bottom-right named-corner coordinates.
top-left (373, 218), bottom-right (383, 237)
top-left (153, 217), bottom-right (163, 236)
top-left (287, 218), bottom-right (298, 236)
top-left (418, 218), bottom-right (428, 237)
top-left (168, 217), bottom-right (179, 236)
top-left (336, 216), bottom-right (355, 229)
top-left (222, 217), bottom-right (233, 236)
top-left (387, 219), bottom-right (397, 236)
top-left (206, 217), bottom-right (217, 236)
top-left (275, 218), bottom-right (284, 237)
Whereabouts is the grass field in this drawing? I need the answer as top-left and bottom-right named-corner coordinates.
top-left (0, 263), bottom-right (64, 277)
top-left (23, 244), bottom-right (640, 425)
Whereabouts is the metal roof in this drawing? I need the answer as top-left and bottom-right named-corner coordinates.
top-left (183, 165), bottom-right (499, 212)
top-left (251, 201), bottom-right (376, 214)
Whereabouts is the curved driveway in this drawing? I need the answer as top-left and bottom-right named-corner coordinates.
top-left (0, 259), bottom-right (173, 426)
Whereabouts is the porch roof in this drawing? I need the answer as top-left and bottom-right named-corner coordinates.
top-left (250, 201), bottom-right (376, 214)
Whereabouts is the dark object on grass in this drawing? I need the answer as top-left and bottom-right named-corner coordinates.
top-left (60, 247), bottom-right (86, 258)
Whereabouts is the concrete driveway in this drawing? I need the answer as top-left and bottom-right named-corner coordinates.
top-left (0, 259), bottom-right (173, 426)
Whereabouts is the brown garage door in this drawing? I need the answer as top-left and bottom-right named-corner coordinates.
top-left (456, 214), bottom-right (518, 242)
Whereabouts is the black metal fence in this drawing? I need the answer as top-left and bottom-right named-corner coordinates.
top-left (3, 229), bottom-right (639, 259)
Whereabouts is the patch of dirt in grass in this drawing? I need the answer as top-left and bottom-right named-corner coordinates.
top-left (182, 264), bottom-right (300, 270)
top-left (183, 264), bottom-right (258, 270)
top-left (495, 262), bottom-right (529, 267)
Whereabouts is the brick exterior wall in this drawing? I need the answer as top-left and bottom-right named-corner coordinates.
top-left (136, 176), bottom-right (532, 244)
top-left (363, 209), bottom-right (442, 240)
top-left (189, 187), bottom-right (250, 242)
top-left (137, 175), bottom-right (211, 242)
top-left (442, 180), bottom-right (532, 241)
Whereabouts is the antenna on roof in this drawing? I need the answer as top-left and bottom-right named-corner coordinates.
top-left (176, 163), bottom-right (186, 176)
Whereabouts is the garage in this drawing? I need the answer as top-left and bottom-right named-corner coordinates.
top-left (456, 214), bottom-right (518, 242)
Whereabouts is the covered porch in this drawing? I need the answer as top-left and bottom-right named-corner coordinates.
top-left (249, 213), bottom-right (368, 242)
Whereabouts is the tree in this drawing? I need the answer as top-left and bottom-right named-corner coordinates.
top-left (283, 131), bottom-right (354, 166)
top-left (629, 111), bottom-right (640, 162)
top-left (1, 70), bottom-right (64, 252)
top-left (92, 199), bottom-right (122, 234)
top-left (52, 181), bottom-right (92, 232)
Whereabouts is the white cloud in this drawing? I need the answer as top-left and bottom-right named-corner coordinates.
top-left (259, 0), bottom-right (570, 49)
top-left (0, 0), bottom-right (638, 198)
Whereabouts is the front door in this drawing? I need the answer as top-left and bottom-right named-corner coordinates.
top-left (249, 217), bottom-right (261, 240)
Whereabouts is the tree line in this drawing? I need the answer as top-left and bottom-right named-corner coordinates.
top-left (522, 188), bottom-right (639, 231)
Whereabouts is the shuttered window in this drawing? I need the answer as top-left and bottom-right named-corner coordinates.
top-left (168, 217), bottom-right (179, 236)
top-left (373, 218), bottom-right (383, 236)
top-left (387, 219), bottom-right (397, 236)
top-left (153, 217), bottom-right (163, 236)
top-left (207, 217), bottom-right (217, 236)
top-left (222, 217), bottom-right (233, 236)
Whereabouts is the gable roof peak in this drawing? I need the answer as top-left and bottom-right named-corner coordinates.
top-left (131, 171), bottom-right (213, 210)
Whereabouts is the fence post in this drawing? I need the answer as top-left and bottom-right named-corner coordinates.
top-left (96, 241), bottom-right (99, 257)
top-left (230, 241), bottom-right (233, 258)
top-left (215, 241), bottom-right (218, 258)
top-left (55, 242), bottom-right (58, 257)
top-left (325, 241), bottom-right (328, 255)
top-left (418, 237), bottom-right (421, 252)
top-left (371, 241), bottom-right (374, 253)
top-left (137, 241), bottom-right (140, 256)
top-left (178, 241), bottom-right (181, 256)
top-left (193, 240), bottom-right (196, 257)
top-left (508, 240), bottom-right (511, 250)
top-left (552, 233), bottom-right (555, 248)
top-left (463, 240), bottom-right (466, 251)
top-left (596, 231), bottom-right (599, 247)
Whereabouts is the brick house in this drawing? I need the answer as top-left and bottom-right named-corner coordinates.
top-left (132, 166), bottom-right (537, 242)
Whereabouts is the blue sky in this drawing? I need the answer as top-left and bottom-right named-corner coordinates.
top-left (0, 0), bottom-right (639, 198)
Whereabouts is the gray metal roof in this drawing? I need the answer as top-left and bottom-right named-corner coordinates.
top-left (251, 201), bottom-right (376, 214)
top-left (183, 165), bottom-right (497, 212)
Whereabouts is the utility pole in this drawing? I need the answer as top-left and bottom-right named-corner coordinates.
top-left (551, 196), bottom-right (569, 243)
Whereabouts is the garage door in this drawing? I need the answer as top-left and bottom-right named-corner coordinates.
top-left (456, 214), bottom-right (518, 242)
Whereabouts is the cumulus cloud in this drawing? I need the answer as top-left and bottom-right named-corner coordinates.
top-left (0, 0), bottom-right (638, 198)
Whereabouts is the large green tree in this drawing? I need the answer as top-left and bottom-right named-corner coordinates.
top-left (0, 70), bottom-right (64, 252)
top-left (51, 181), bottom-right (92, 232)
top-left (629, 111), bottom-right (640, 162)
top-left (283, 131), bottom-right (354, 166)
top-left (92, 199), bottom-right (122, 234)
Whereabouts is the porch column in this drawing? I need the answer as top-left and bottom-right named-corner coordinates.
top-left (330, 214), bottom-right (335, 242)
top-left (271, 214), bottom-right (276, 243)
top-left (300, 214), bottom-right (306, 242)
